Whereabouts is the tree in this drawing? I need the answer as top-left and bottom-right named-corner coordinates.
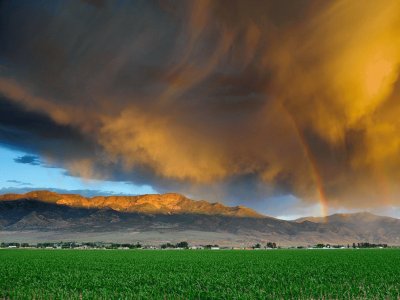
top-left (176, 241), bottom-right (189, 249)
top-left (161, 243), bottom-right (175, 249)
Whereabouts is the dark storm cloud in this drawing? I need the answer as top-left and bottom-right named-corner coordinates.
top-left (1, 0), bottom-right (400, 212)
top-left (0, 96), bottom-right (99, 174)
top-left (81, 0), bottom-right (105, 8)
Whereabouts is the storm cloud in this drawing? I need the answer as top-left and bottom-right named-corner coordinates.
top-left (1, 0), bottom-right (400, 212)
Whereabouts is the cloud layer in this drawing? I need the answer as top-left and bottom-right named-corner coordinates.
top-left (1, 0), bottom-right (400, 211)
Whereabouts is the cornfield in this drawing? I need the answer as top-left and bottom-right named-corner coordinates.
top-left (0, 249), bottom-right (399, 299)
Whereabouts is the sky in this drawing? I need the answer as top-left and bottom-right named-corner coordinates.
top-left (0, 144), bottom-right (156, 196)
top-left (1, 0), bottom-right (400, 219)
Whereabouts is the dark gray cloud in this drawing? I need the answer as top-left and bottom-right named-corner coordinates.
top-left (13, 155), bottom-right (41, 166)
top-left (0, 96), bottom-right (97, 161)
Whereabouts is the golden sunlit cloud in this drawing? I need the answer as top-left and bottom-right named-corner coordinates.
top-left (1, 0), bottom-right (400, 214)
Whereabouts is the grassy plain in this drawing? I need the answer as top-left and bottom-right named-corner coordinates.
top-left (0, 249), bottom-right (399, 299)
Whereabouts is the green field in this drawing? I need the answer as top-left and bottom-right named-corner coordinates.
top-left (0, 249), bottom-right (399, 299)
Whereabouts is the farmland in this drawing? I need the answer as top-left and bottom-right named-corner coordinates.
top-left (0, 249), bottom-right (399, 299)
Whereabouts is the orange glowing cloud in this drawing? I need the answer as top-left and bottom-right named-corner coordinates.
top-left (1, 0), bottom-right (400, 214)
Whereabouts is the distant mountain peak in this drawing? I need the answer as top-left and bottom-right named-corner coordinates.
top-left (295, 211), bottom-right (393, 223)
top-left (0, 191), bottom-right (265, 218)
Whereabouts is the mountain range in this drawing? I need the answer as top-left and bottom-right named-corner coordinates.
top-left (0, 191), bottom-right (399, 246)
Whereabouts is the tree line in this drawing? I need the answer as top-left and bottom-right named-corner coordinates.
top-left (0, 241), bottom-right (390, 249)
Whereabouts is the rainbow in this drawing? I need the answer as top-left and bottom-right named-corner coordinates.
top-left (280, 103), bottom-right (329, 219)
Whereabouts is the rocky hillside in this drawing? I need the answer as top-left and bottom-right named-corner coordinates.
top-left (0, 191), bottom-right (263, 218)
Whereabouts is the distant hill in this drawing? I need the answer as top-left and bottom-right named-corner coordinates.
top-left (295, 212), bottom-right (397, 224)
top-left (0, 191), bottom-right (399, 246)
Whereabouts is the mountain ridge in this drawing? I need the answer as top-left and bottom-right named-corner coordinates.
top-left (0, 191), bottom-right (399, 246)
top-left (0, 190), bottom-right (265, 218)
